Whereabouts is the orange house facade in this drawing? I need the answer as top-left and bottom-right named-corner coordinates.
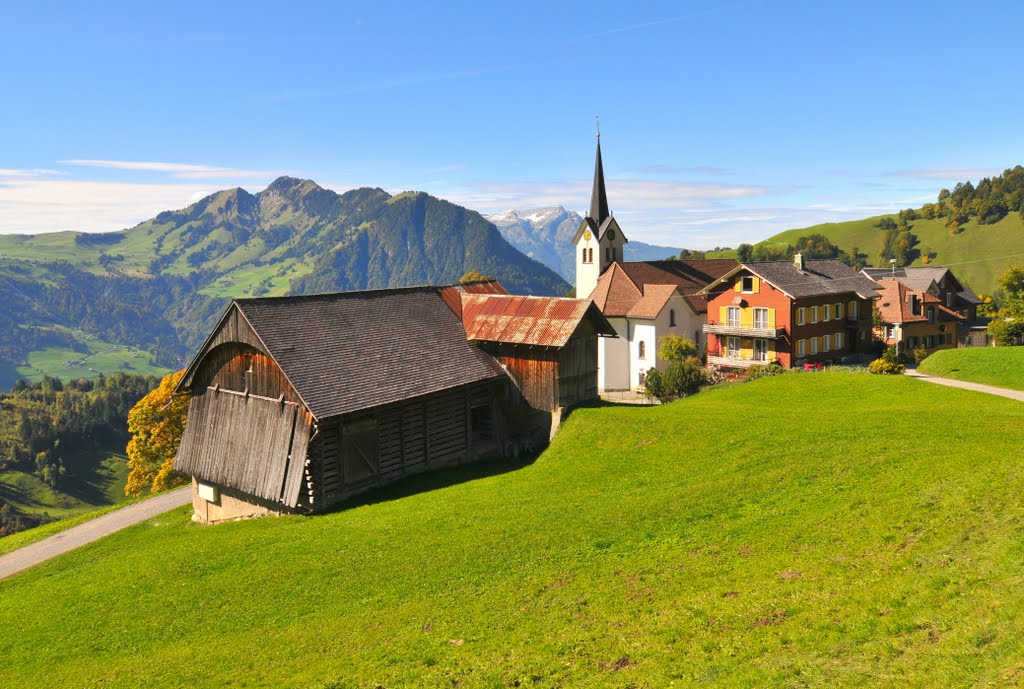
top-left (698, 255), bottom-right (880, 369)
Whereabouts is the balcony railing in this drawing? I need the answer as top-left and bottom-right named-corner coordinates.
top-left (703, 321), bottom-right (785, 338)
top-left (706, 346), bottom-right (779, 369)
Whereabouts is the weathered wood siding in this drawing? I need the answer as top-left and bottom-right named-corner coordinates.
top-left (482, 342), bottom-right (560, 412)
top-left (557, 320), bottom-right (599, 407)
top-left (313, 380), bottom-right (506, 508)
top-left (193, 342), bottom-right (302, 403)
top-left (175, 386), bottom-right (313, 508)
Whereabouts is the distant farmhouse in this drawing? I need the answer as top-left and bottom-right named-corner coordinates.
top-left (173, 281), bottom-right (614, 524)
top-left (861, 266), bottom-right (986, 347)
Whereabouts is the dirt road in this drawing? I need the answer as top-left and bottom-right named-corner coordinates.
top-left (0, 487), bottom-right (191, 581)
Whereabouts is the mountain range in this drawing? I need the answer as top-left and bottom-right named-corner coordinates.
top-left (0, 177), bottom-right (568, 389)
top-left (486, 206), bottom-right (684, 281)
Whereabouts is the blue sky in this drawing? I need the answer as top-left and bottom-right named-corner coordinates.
top-left (2, 0), bottom-right (1023, 247)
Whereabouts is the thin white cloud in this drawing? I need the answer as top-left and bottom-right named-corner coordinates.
top-left (61, 159), bottom-right (286, 180)
top-left (0, 178), bottom-right (223, 234)
top-left (887, 167), bottom-right (1004, 181)
top-left (0, 168), bottom-right (64, 178)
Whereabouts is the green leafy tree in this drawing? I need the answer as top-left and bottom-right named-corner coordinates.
top-left (658, 335), bottom-right (698, 363)
top-left (459, 269), bottom-right (495, 284)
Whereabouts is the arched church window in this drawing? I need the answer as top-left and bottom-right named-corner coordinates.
top-left (588, 248), bottom-right (594, 263)
top-left (638, 341), bottom-right (646, 359)
top-left (669, 309), bottom-right (676, 326)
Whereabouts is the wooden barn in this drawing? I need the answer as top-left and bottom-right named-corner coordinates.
top-left (173, 281), bottom-right (614, 524)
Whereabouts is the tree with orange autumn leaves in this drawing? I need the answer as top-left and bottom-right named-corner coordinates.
top-left (125, 369), bottom-right (189, 497)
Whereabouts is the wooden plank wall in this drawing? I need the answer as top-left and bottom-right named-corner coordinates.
top-left (175, 387), bottom-right (311, 507)
top-left (557, 321), bottom-right (599, 407)
top-left (314, 380), bottom-right (507, 509)
top-left (483, 342), bottom-right (559, 412)
top-left (192, 342), bottom-right (301, 403)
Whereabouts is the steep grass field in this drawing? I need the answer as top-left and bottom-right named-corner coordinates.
top-left (2, 372), bottom-right (1024, 688)
top-left (758, 213), bottom-right (1024, 295)
top-left (918, 347), bottom-right (1024, 391)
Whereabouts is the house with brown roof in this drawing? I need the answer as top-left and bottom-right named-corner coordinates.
top-left (571, 136), bottom-right (738, 391)
top-left (588, 259), bottom-right (738, 390)
top-left (172, 280), bottom-right (614, 524)
top-left (873, 278), bottom-right (965, 354)
top-left (697, 254), bottom-right (879, 368)
top-left (861, 265), bottom-right (985, 345)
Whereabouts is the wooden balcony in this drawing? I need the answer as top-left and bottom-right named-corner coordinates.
top-left (703, 322), bottom-right (786, 338)
top-left (706, 354), bottom-right (779, 369)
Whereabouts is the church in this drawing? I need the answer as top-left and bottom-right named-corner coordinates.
top-left (572, 136), bottom-right (738, 392)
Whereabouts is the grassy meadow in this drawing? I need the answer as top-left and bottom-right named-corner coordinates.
top-left (919, 347), bottom-right (1024, 391)
top-left (2, 371), bottom-right (1024, 687)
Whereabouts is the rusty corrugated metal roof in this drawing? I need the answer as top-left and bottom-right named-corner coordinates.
top-left (461, 294), bottom-right (616, 347)
top-left (436, 279), bottom-right (509, 317)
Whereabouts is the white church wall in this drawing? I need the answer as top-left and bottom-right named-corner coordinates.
top-left (630, 321), bottom-right (657, 391)
top-left (598, 317), bottom-right (631, 392)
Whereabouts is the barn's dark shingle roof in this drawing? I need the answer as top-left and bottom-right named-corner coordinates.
top-left (235, 287), bottom-right (506, 419)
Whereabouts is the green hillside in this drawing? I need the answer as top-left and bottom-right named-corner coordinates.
top-left (918, 347), bottom-right (1024, 391)
top-left (759, 213), bottom-right (1024, 295)
top-left (3, 372), bottom-right (1023, 687)
top-left (0, 178), bottom-right (569, 390)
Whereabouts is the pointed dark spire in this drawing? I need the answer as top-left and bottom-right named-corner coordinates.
top-left (589, 137), bottom-right (610, 225)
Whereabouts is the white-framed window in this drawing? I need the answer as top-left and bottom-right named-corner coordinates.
top-left (811, 337), bottom-right (819, 355)
top-left (754, 338), bottom-right (768, 362)
top-left (741, 276), bottom-right (755, 293)
top-left (753, 307), bottom-right (769, 329)
top-left (823, 334), bottom-right (831, 351)
top-left (797, 307), bottom-right (806, 325)
top-left (726, 336), bottom-right (740, 358)
top-left (797, 339), bottom-right (806, 357)
top-left (926, 306), bottom-right (935, 323)
top-left (824, 304), bottom-right (832, 321)
top-left (726, 306), bottom-right (741, 327)
top-left (836, 332), bottom-right (844, 349)
top-left (835, 302), bottom-right (843, 319)
top-left (848, 300), bottom-right (858, 320)
top-left (811, 306), bottom-right (819, 323)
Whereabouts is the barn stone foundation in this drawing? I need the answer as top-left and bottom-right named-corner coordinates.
top-left (190, 477), bottom-right (288, 525)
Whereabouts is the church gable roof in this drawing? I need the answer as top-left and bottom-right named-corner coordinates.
top-left (626, 284), bottom-right (680, 319)
top-left (589, 262), bottom-right (643, 315)
top-left (617, 259), bottom-right (739, 314)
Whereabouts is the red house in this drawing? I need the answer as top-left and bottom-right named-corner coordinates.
top-left (698, 254), bottom-right (880, 368)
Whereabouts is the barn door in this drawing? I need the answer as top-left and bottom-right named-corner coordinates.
top-left (341, 417), bottom-right (379, 484)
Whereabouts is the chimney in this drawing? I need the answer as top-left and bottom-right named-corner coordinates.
top-left (793, 252), bottom-right (805, 271)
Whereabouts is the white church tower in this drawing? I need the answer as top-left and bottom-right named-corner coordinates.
top-left (573, 132), bottom-right (627, 298)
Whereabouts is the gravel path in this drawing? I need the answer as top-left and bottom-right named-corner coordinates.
top-left (0, 487), bottom-right (191, 581)
top-left (904, 368), bottom-right (1024, 402)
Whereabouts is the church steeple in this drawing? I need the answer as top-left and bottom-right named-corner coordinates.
top-left (589, 138), bottom-right (610, 224)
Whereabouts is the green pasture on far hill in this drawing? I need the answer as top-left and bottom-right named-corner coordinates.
top-left (919, 346), bottom-right (1024, 391)
top-left (2, 371), bottom-right (1024, 687)
top-left (758, 213), bottom-right (1024, 295)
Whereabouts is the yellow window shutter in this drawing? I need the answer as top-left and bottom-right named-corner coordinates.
top-left (719, 306), bottom-right (727, 323)
top-left (741, 308), bottom-right (752, 327)
top-left (751, 276), bottom-right (760, 293)
top-left (768, 308), bottom-right (775, 329)
top-left (734, 279), bottom-right (742, 293)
